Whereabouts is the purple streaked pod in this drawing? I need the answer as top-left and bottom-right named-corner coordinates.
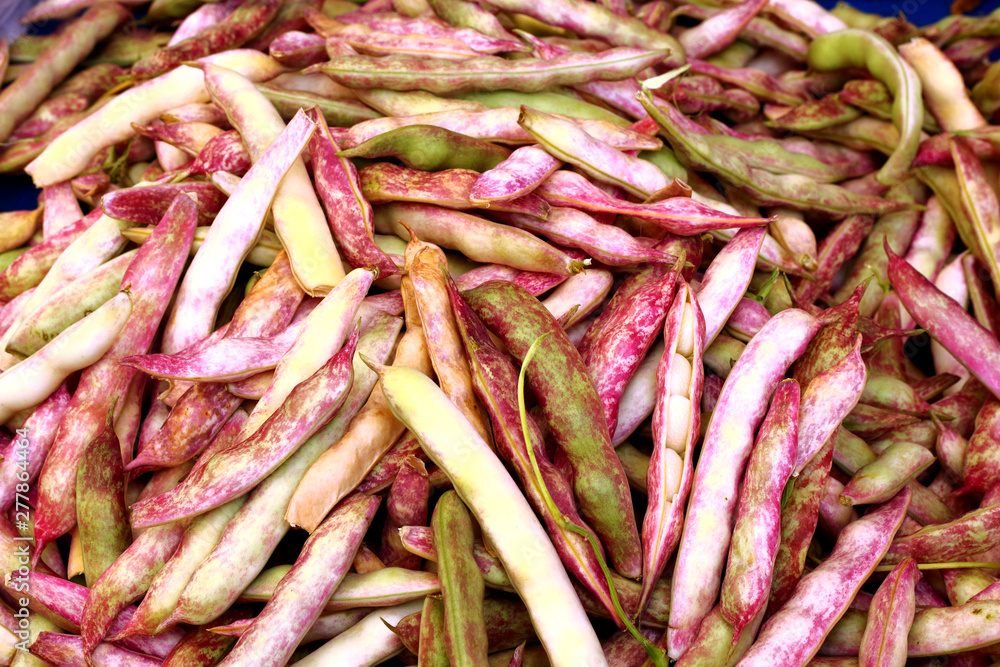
top-left (518, 31), bottom-right (646, 119)
top-left (934, 378), bottom-right (992, 439)
top-left (79, 518), bottom-right (192, 656)
top-left (963, 254), bottom-right (1000, 335)
top-left (133, 122), bottom-right (224, 158)
top-left (454, 265), bottom-right (521, 292)
top-left (310, 108), bottom-right (399, 279)
top-left (11, 92), bottom-right (89, 141)
top-left (688, 59), bottom-right (807, 106)
top-left (356, 432), bottom-right (421, 496)
top-left (269, 31), bottom-right (327, 68)
top-left (331, 12), bottom-right (527, 54)
top-left (129, 327), bottom-right (358, 529)
top-left (935, 417), bottom-right (969, 484)
top-left (601, 628), bottom-right (662, 666)
top-left (679, 0), bottom-right (768, 60)
top-left (380, 457), bottom-right (429, 569)
top-left (962, 397), bottom-right (1000, 495)
top-left (886, 240), bottom-right (1000, 401)
top-left (211, 608), bottom-right (368, 645)
top-left (579, 263), bottom-right (680, 437)
top-left (0, 385), bottom-right (69, 512)
top-left (33, 196), bottom-right (196, 557)
top-left (794, 214), bottom-right (874, 307)
top-left (185, 131), bottom-right (253, 178)
top-left (499, 208), bottom-right (675, 267)
top-left (168, 0), bottom-right (239, 45)
top-left (668, 308), bottom-right (821, 659)
top-left (329, 26), bottom-right (494, 61)
top-left (342, 107), bottom-right (661, 150)
top-left (132, 0), bottom-right (282, 79)
top-left (840, 442), bottom-right (937, 506)
top-left (794, 337), bottom-right (867, 475)
top-left (30, 632), bottom-right (162, 667)
top-left (695, 226), bottom-right (767, 348)
top-left (859, 558), bottom-right (918, 667)
top-left (883, 503), bottom-right (1000, 564)
top-left (738, 488), bottom-right (910, 667)
top-left (308, 47), bottom-right (670, 94)
top-left (913, 133), bottom-right (999, 167)
top-left (160, 108), bottom-right (317, 355)
top-left (541, 268), bottom-right (614, 328)
top-left (951, 137), bottom-right (1000, 292)
top-left (469, 145), bottom-right (562, 203)
top-left (724, 297), bottom-right (772, 342)
top-left (373, 202), bottom-right (584, 276)
top-left (128, 253), bottom-right (304, 473)
top-left (518, 105), bottom-right (668, 199)
top-left (216, 494), bottom-right (380, 667)
top-left (448, 283), bottom-right (618, 620)
top-left (41, 180), bottom-right (82, 238)
top-left (720, 379), bottom-right (799, 640)
top-left (359, 163), bottom-right (549, 218)
top-left (123, 321), bottom-right (304, 383)
top-left (536, 170), bottom-right (770, 235)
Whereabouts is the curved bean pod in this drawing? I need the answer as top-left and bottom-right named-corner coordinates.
top-left (721, 379), bottom-right (799, 639)
top-left (807, 29), bottom-right (922, 185)
top-left (669, 308), bottom-right (821, 658)
top-left (738, 487), bottom-right (910, 666)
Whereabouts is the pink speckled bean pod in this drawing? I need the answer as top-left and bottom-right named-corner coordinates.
top-left (127, 252), bottom-right (304, 473)
top-left (737, 487), bottom-right (910, 667)
top-left (536, 170), bottom-right (770, 235)
top-left (342, 108), bottom-right (661, 150)
top-left (380, 457), bottom-right (429, 569)
top-left (669, 308), bottom-right (821, 659)
top-left (886, 240), bottom-right (1000, 401)
top-left (882, 502), bottom-right (1000, 564)
top-left (579, 263), bottom-right (680, 437)
top-left (360, 163), bottom-right (549, 218)
top-left (373, 202), bottom-right (584, 276)
top-left (721, 379), bottom-right (799, 639)
top-left (859, 558), bottom-right (918, 667)
top-left (795, 336), bottom-right (867, 474)
top-left (470, 145), bottom-right (562, 203)
top-left (639, 282), bottom-right (705, 614)
top-left (130, 327), bottom-right (359, 529)
top-left (310, 109), bottom-right (399, 279)
top-left (33, 195), bottom-right (196, 559)
top-left (695, 226), bottom-right (767, 348)
top-left (216, 494), bottom-right (380, 667)
top-left (499, 208), bottom-right (675, 267)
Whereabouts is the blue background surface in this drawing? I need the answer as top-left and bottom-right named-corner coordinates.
top-left (0, 0), bottom-right (998, 212)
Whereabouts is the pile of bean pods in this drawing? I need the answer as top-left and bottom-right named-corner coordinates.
top-left (3, 0), bottom-right (1000, 665)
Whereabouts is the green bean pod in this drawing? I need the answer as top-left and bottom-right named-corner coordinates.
top-left (433, 491), bottom-right (489, 667)
top-left (464, 281), bottom-right (642, 578)
top-left (807, 29), bottom-right (923, 185)
top-left (309, 48), bottom-right (670, 94)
